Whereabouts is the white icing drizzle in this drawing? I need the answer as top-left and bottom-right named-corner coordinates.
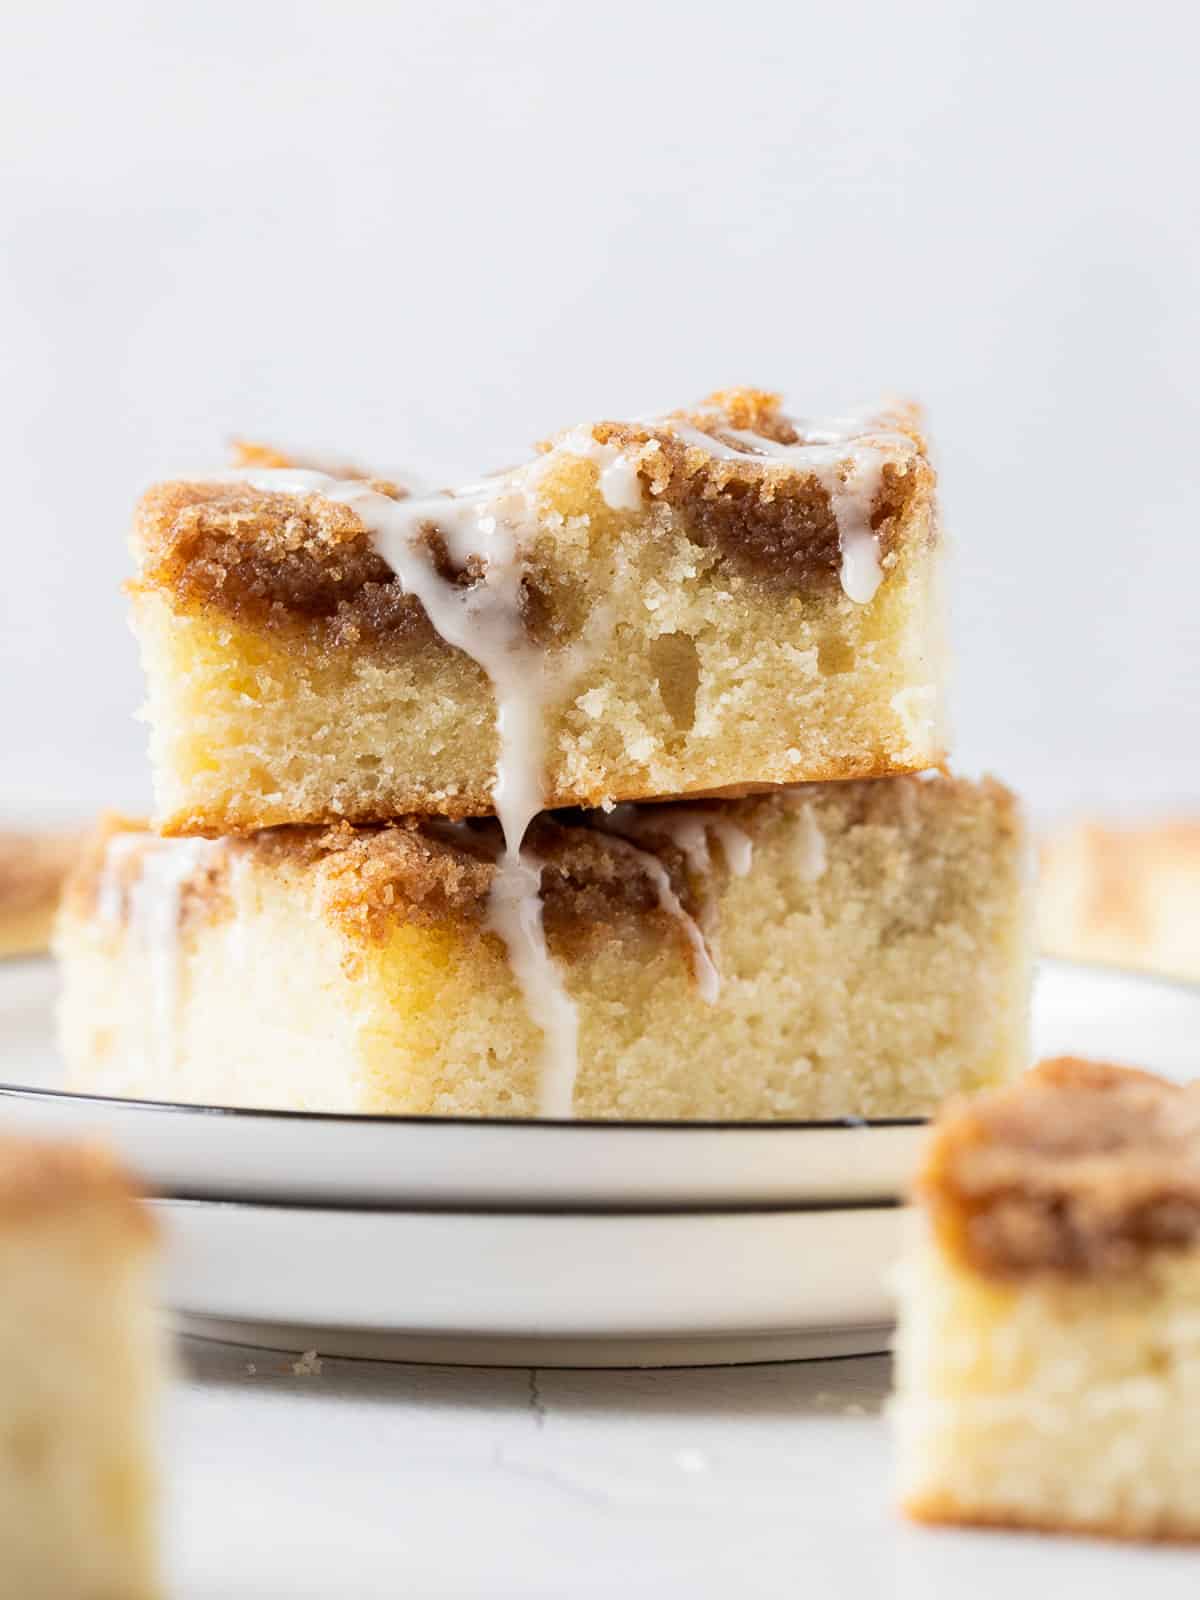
top-left (207, 399), bottom-right (905, 1108)
top-left (664, 421), bottom-right (747, 463)
top-left (554, 428), bottom-right (645, 512)
top-left (139, 840), bottom-right (216, 1075)
top-left (597, 832), bottom-right (720, 1004)
top-left (221, 465), bottom-right (585, 1117)
top-left (594, 805), bottom-right (750, 998)
top-left (223, 847), bottom-right (251, 975)
top-left (700, 817), bottom-right (754, 879)
top-left (99, 835), bottom-right (225, 1076)
top-left (655, 410), bottom-right (917, 606)
top-left (95, 833), bottom-right (143, 926)
top-left (606, 804), bottom-right (754, 882)
top-left (793, 801), bottom-right (828, 882)
top-left (483, 849), bottom-right (579, 1116)
top-left (651, 812), bottom-right (712, 877)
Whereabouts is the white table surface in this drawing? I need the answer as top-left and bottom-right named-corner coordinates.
top-left (167, 1338), bottom-right (1197, 1599)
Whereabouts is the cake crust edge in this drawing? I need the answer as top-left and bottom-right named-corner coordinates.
top-left (902, 1491), bottom-right (1200, 1544)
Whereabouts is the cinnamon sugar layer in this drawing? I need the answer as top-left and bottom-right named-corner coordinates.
top-left (590, 390), bottom-right (930, 592)
top-left (67, 805), bottom-right (733, 953)
top-left (919, 1057), bottom-right (1200, 1280)
top-left (130, 479), bottom-right (437, 649)
top-left (132, 387), bottom-right (936, 648)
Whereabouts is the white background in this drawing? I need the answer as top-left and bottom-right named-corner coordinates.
top-left (3, 0), bottom-right (1198, 825)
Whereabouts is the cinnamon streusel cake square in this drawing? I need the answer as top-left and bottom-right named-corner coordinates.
top-left (894, 1057), bottom-right (1200, 1541)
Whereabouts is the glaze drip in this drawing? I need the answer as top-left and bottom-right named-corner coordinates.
top-left (554, 427), bottom-right (645, 512)
top-left (658, 409), bottom-right (915, 604)
top-left (207, 397), bottom-right (906, 1110)
top-left (222, 466), bottom-right (584, 1117)
top-left (791, 800), bottom-right (828, 882)
top-left (604, 805), bottom-right (754, 883)
top-left (597, 831), bottom-right (721, 1004)
top-left (98, 834), bottom-right (225, 1075)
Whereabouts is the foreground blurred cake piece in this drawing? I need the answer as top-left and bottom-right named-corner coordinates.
top-left (56, 775), bottom-right (1027, 1120)
top-left (894, 1057), bottom-right (1200, 1542)
top-left (1040, 818), bottom-right (1200, 982)
top-left (130, 388), bottom-right (946, 834)
top-left (0, 1136), bottom-right (162, 1597)
top-left (0, 829), bottom-right (81, 958)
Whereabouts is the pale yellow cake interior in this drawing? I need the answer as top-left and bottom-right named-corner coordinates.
top-left (57, 776), bottom-right (1028, 1120)
top-left (894, 1222), bottom-right (1200, 1540)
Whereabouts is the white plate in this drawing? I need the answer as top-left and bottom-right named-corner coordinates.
top-left (162, 1198), bottom-right (903, 1367)
top-left (2, 957), bottom-right (1198, 1209)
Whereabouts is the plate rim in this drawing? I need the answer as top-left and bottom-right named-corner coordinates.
top-left (154, 1196), bottom-right (906, 1360)
top-left (0, 1079), bottom-right (923, 1133)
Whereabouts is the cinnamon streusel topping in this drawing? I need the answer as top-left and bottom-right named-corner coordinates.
top-left (920, 1057), bottom-right (1200, 1279)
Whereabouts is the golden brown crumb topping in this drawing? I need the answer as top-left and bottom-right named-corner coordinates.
top-left (919, 1057), bottom-right (1200, 1279)
top-left (0, 1134), bottom-right (154, 1238)
top-left (130, 479), bottom-right (442, 650)
top-left (230, 440), bottom-right (297, 470)
top-left (589, 389), bottom-right (932, 591)
top-left (0, 828), bottom-right (82, 920)
top-left (230, 439), bottom-right (405, 492)
top-left (68, 776), bottom-right (1009, 984)
top-left (131, 388), bottom-right (935, 647)
top-left (69, 797), bottom-right (779, 969)
top-left (258, 811), bottom-right (712, 960)
top-left (290, 774), bottom-right (1012, 943)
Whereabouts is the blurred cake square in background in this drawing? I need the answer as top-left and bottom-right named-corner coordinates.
top-left (893, 1056), bottom-right (1200, 1541)
top-left (0, 829), bottom-right (82, 959)
top-left (0, 1134), bottom-right (163, 1596)
top-left (1040, 819), bottom-right (1200, 983)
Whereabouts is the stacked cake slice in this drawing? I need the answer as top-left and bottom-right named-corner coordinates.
top-left (57, 387), bottom-right (1031, 1119)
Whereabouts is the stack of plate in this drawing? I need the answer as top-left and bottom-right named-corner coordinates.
top-left (2, 958), bottom-right (1197, 1366)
